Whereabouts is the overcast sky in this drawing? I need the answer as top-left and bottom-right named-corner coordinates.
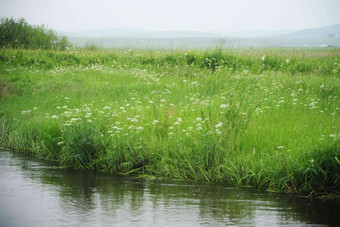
top-left (1, 0), bottom-right (340, 32)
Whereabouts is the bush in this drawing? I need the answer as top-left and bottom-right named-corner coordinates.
top-left (0, 17), bottom-right (71, 50)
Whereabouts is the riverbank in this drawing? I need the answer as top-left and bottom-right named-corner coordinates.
top-left (0, 48), bottom-right (339, 198)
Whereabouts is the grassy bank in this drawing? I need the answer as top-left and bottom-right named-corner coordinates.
top-left (0, 48), bottom-right (339, 197)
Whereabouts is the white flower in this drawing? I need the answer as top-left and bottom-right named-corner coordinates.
top-left (261, 56), bottom-right (265, 61)
top-left (51, 115), bottom-right (58, 119)
top-left (220, 104), bottom-right (228, 109)
top-left (152, 120), bottom-right (159, 124)
top-left (196, 117), bottom-right (202, 122)
top-left (136, 126), bottom-right (144, 130)
top-left (177, 118), bottom-right (182, 122)
top-left (197, 127), bottom-right (203, 131)
top-left (215, 122), bottom-right (223, 128)
top-left (22, 110), bottom-right (31, 115)
top-left (277, 146), bottom-right (284, 149)
top-left (103, 106), bottom-right (111, 110)
top-left (33, 107), bottom-right (38, 110)
top-left (174, 121), bottom-right (180, 125)
top-left (148, 101), bottom-right (154, 104)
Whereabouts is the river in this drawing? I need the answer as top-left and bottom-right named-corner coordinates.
top-left (0, 150), bottom-right (339, 227)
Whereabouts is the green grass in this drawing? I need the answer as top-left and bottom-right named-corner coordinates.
top-left (0, 48), bottom-right (339, 197)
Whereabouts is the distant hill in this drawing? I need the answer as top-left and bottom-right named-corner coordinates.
top-left (285, 23), bottom-right (340, 38)
top-left (62, 28), bottom-right (291, 39)
top-left (62, 29), bottom-right (215, 38)
top-left (62, 24), bottom-right (340, 39)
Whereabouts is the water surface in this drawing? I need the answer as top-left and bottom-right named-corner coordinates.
top-left (0, 150), bottom-right (339, 227)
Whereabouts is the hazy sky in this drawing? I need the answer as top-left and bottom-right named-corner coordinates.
top-left (1, 0), bottom-right (340, 32)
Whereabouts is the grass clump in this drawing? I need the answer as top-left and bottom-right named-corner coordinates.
top-left (0, 48), bottom-right (339, 198)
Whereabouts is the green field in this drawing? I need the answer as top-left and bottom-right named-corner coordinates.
top-left (0, 48), bottom-right (339, 197)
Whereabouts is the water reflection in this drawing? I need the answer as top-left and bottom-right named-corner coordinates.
top-left (1, 150), bottom-right (339, 227)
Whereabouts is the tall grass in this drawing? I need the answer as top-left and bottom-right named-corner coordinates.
top-left (0, 48), bottom-right (339, 197)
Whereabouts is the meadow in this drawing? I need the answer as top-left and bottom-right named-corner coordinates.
top-left (0, 48), bottom-right (339, 197)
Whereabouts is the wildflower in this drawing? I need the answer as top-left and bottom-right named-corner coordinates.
top-left (174, 121), bottom-right (180, 125)
top-left (177, 118), bottom-right (182, 122)
top-left (103, 106), bottom-right (111, 110)
top-left (329, 134), bottom-right (336, 138)
top-left (148, 101), bottom-right (154, 104)
top-left (136, 126), bottom-right (144, 130)
top-left (161, 99), bottom-right (166, 102)
top-left (152, 120), bottom-right (159, 124)
top-left (215, 122), bottom-right (223, 128)
top-left (261, 56), bottom-right (265, 61)
top-left (197, 127), bottom-right (203, 131)
top-left (33, 107), bottom-right (38, 110)
top-left (64, 97), bottom-right (69, 100)
top-left (22, 110), bottom-right (31, 115)
top-left (64, 123), bottom-right (71, 126)
top-left (277, 146), bottom-right (284, 149)
top-left (220, 104), bottom-right (228, 109)
top-left (57, 142), bottom-right (64, 146)
top-left (131, 118), bottom-right (138, 123)
top-left (51, 115), bottom-right (58, 119)
top-left (196, 117), bottom-right (202, 122)
top-left (286, 59), bottom-right (289, 63)
top-left (57, 106), bottom-right (61, 109)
